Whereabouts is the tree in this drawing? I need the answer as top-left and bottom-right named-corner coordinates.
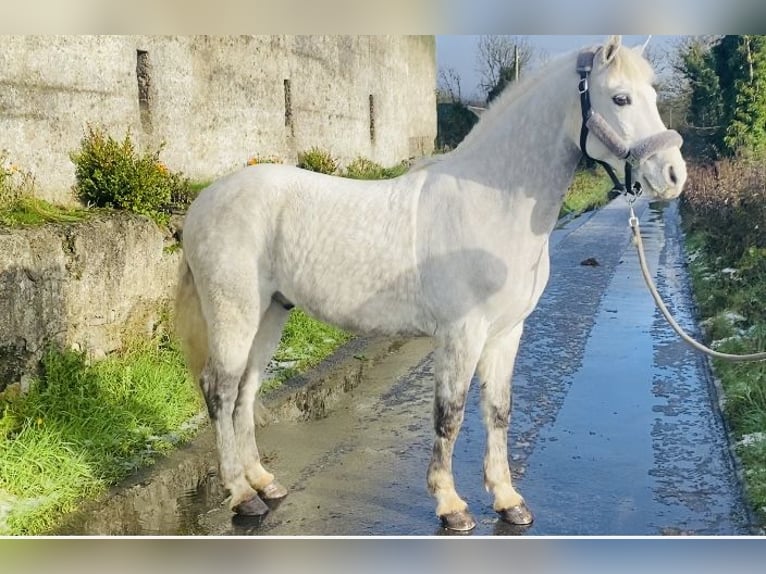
top-left (435, 66), bottom-right (477, 149)
top-left (720, 35), bottom-right (766, 154)
top-left (650, 42), bottom-right (689, 131)
top-left (476, 36), bottom-right (537, 104)
top-left (437, 66), bottom-right (463, 104)
top-left (677, 35), bottom-right (766, 158)
top-left (677, 36), bottom-right (724, 130)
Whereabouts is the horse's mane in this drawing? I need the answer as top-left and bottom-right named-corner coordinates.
top-left (451, 43), bottom-right (655, 156)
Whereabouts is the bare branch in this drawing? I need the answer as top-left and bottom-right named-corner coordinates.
top-left (437, 66), bottom-right (463, 103)
top-left (476, 35), bottom-right (538, 99)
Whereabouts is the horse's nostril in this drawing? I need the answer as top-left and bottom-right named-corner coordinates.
top-left (668, 165), bottom-right (678, 185)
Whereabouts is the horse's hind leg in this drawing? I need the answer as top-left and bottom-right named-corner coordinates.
top-left (200, 297), bottom-right (267, 516)
top-left (234, 301), bottom-right (290, 500)
top-left (477, 322), bottom-right (533, 525)
top-left (427, 324), bottom-right (487, 532)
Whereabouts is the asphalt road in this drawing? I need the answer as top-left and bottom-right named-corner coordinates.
top-left (59, 198), bottom-right (754, 536)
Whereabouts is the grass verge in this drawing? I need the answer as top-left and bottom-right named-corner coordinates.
top-left (0, 309), bottom-right (349, 535)
top-left (561, 168), bottom-right (611, 217)
top-left (0, 197), bottom-right (89, 227)
top-left (263, 309), bottom-right (352, 392)
top-left (684, 230), bottom-right (766, 524)
top-left (681, 158), bottom-right (766, 526)
top-left (0, 335), bottom-right (201, 535)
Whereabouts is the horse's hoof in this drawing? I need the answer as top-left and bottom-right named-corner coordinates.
top-left (498, 501), bottom-right (534, 526)
top-left (232, 494), bottom-right (270, 517)
top-left (440, 510), bottom-right (477, 532)
top-left (258, 480), bottom-right (288, 500)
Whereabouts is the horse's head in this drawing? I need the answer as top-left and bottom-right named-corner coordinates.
top-left (574, 35), bottom-right (686, 200)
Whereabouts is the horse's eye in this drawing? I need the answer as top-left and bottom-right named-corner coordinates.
top-left (613, 94), bottom-right (632, 106)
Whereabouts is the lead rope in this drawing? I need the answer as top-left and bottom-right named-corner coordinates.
top-left (628, 206), bottom-right (766, 362)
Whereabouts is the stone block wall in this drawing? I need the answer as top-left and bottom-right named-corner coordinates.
top-left (0, 35), bottom-right (437, 204)
top-left (0, 214), bottom-right (179, 390)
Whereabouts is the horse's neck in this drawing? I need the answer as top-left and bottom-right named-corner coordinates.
top-left (435, 55), bottom-right (582, 229)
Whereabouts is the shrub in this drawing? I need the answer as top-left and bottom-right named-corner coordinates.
top-left (682, 158), bottom-right (766, 325)
top-left (436, 101), bottom-right (479, 150)
top-left (70, 126), bottom-right (193, 224)
top-left (343, 157), bottom-right (385, 180)
top-left (682, 159), bottom-right (766, 261)
top-left (343, 157), bottom-right (410, 180)
top-left (297, 147), bottom-right (338, 175)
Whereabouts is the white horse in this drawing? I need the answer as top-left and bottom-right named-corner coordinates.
top-left (176, 35), bottom-right (686, 531)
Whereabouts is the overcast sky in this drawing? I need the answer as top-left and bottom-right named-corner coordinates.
top-left (436, 35), bottom-right (680, 101)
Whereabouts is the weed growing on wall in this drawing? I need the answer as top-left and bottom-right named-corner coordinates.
top-left (297, 147), bottom-right (338, 175)
top-left (342, 157), bottom-right (387, 179)
top-left (0, 152), bottom-right (35, 209)
top-left (246, 155), bottom-right (283, 166)
top-left (342, 157), bottom-right (409, 180)
top-left (0, 152), bottom-right (86, 226)
top-left (71, 126), bottom-right (194, 225)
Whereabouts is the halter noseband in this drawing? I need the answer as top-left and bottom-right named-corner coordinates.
top-left (576, 49), bottom-right (683, 199)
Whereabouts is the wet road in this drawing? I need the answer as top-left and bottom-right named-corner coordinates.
top-left (61, 198), bottom-right (753, 535)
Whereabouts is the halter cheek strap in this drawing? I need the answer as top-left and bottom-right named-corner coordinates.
top-left (576, 49), bottom-right (683, 198)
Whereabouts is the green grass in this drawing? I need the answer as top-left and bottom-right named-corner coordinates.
top-left (685, 229), bottom-right (766, 524)
top-left (561, 168), bottom-right (611, 217)
top-left (0, 197), bottom-right (89, 227)
top-left (187, 180), bottom-right (211, 198)
top-left (0, 309), bottom-right (349, 535)
top-left (0, 336), bottom-right (202, 535)
top-left (341, 157), bottom-right (409, 180)
top-left (264, 309), bottom-right (352, 391)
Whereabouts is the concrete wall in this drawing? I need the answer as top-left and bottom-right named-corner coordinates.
top-left (0, 214), bottom-right (180, 391)
top-left (0, 35), bottom-right (436, 204)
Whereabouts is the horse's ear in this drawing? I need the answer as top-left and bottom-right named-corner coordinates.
top-left (601, 35), bottom-right (622, 66)
top-left (635, 35), bottom-right (652, 56)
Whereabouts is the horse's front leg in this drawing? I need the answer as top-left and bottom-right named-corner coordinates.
top-left (477, 322), bottom-right (533, 525)
top-left (427, 323), bottom-right (487, 531)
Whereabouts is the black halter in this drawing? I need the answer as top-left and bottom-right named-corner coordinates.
top-left (576, 50), bottom-right (637, 199)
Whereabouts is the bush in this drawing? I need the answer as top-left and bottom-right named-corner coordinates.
top-left (343, 157), bottom-right (385, 180)
top-left (70, 126), bottom-right (193, 224)
top-left (436, 101), bottom-right (479, 150)
top-left (682, 159), bottom-right (766, 261)
top-left (297, 147), bottom-right (338, 175)
top-left (682, 158), bottom-right (766, 325)
top-left (343, 157), bottom-right (410, 180)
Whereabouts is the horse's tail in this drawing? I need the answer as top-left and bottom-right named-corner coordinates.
top-left (175, 254), bottom-right (208, 384)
